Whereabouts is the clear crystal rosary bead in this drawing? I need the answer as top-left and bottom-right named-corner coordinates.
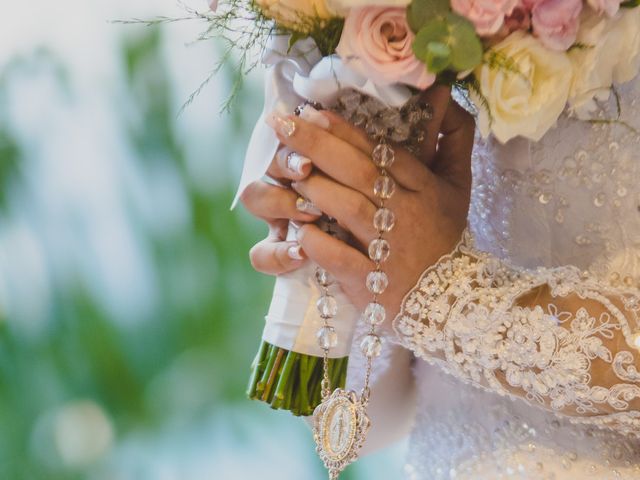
top-left (316, 295), bottom-right (338, 318)
top-left (373, 208), bottom-right (396, 232)
top-left (366, 271), bottom-right (389, 294)
top-left (317, 326), bottom-right (338, 350)
top-left (315, 267), bottom-right (333, 287)
top-left (364, 302), bottom-right (386, 326)
top-left (372, 143), bottom-right (395, 168)
top-left (368, 239), bottom-right (391, 263)
top-left (374, 175), bottom-right (396, 200)
top-left (360, 334), bottom-right (383, 358)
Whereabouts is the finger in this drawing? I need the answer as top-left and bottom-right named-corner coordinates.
top-left (267, 111), bottom-right (378, 194)
top-left (415, 85), bottom-right (453, 167)
top-left (433, 101), bottom-right (475, 191)
top-left (266, 146), bottom-right (313, 182)
top-left (240, 180), bottom-right (320, 222)
top-left (249, 239), bottom-right (307, 275)
top-left (267, 111), bottom-right (432, 195)
top-left (321, 109), bottom-right (434, 191)
top-left (296, 224), bottom-right (372, 287)
top-left (292, 173), bottom-right (378, 247)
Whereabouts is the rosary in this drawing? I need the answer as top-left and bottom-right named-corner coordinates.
top-left (299, 91), bottom-right (432, 479)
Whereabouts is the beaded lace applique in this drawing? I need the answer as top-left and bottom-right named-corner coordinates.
top-left (394, 230), bottom-right (640, 437)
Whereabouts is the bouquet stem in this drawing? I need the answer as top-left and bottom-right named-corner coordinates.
top-left (247, 341), bottom-right (349, 416)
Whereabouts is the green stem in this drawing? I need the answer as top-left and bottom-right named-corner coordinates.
top-left (273, 351), bottom-right (297, 408)
top-left (261, 348), bottom-right (285, 402)
top-left (247, 341), bottom-right (269, 398)
top-left (256, 344), bottom-right (276, 397)
top-left (247, 341), bottom-right (350, 416)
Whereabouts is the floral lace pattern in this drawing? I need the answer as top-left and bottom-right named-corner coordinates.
top-left (394, 230), bottom-right (640, 438)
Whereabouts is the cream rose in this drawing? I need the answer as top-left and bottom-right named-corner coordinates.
top-left (569, 7), bottom-right (640, 118)
top-left (255, 0), bottom-right (335, 29)
top-left (472, 31), bottom-right (573, 143)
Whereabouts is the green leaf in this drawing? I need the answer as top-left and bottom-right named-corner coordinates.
top-left (426, 42), bottom-right (452, 73)
top-left (621, 0), bottom-right (639, 6)
top-left (412, 18), bottom-right (449, 61)
top-left (407, 0), bottom-right (451, 33)
top-left (447, 14), bottom-right (483, 71)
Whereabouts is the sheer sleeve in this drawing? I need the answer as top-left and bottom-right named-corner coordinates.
top-left (393, 229), bottom-right (640, 437)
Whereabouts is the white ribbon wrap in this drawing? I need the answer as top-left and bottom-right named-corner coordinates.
top-left (234, 36), bottom-right (413, 357)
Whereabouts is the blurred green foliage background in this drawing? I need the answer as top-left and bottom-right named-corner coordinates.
top-left (0, 2), bottom-right (404, 479)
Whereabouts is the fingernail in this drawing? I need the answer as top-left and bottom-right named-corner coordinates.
top-left (299, 105), bottom-right (330, 130)
top-left (296, 197), bottom-right (323, 216)
top-left (266, 111), bottom-right (296, 137)
top-left (286, 152), bottom-right (311, 175)
top-left (287, 244), bottom-right (305, 260)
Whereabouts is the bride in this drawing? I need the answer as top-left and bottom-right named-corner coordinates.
top-left (240, 69), bottom-right (640, 477)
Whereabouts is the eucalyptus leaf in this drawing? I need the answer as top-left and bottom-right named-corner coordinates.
top-left (426, 42), bottom-right (451, 73)
top-left (407, 0), bottom-right (451, 33)
top-left (412, 18), bottom-right (449, 61)
top-left (447, 14), bottom-right (483, 71)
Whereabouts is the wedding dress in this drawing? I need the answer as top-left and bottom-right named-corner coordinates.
top-left (351, 76), bottom-right (640, 479)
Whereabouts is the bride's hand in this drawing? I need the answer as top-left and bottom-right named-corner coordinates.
top-left (259, 88), bottom-right (475, 316)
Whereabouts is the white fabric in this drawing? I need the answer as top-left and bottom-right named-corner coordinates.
top-left (389, 75), bottom-right (640, 478)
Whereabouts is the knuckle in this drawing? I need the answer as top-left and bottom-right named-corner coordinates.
top-left (273, 244), bottom-right (290, 272)
top-left (349, 195), bottom-right (371, 220)
top-left (248, 243), bottom-right (263, 271)
top-left (304, 128), bottom-right (323, 152)
top-left (240, 181), bottom-right (261, 207)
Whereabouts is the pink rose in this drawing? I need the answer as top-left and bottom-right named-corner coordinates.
top-left (451, 0), bottom-right (519, 36)
top-left (336, 7), bottom-right (435, 90)
top-left (531, 0), bottom-right (583, 51)
top-left (503, 2), bottom-right (532, 32)
top-left (587, 0), bottom-right (622, 16)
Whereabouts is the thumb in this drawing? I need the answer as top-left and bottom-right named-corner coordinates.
top-left (432, 99), bottom-right (475, 191)
top-left (415, 84), bottom-right (452, 167)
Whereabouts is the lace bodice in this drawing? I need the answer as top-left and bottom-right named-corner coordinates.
top-left (393, 76), bottom-right (640, 478)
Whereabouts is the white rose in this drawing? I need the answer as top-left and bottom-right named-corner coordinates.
top-left (471, 31), bottom-right (573, 143)
top-left (569, 8), bottom-right (640, 119)
top-left (325, 0), bottom-right (410, 15)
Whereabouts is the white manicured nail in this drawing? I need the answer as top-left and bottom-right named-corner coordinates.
top-left (286, 152), bottom-right (311, 175)
top-left (299, 105), bottom-right (330, 130)
top-left (288, 244), bottom-right (305, 260)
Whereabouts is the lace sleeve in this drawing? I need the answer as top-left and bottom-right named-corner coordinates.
top-left (393, 230), bottom-right (640, 437)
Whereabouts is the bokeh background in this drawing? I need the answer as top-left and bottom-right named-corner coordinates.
top-left (1, 1), bottom-right (406, 478)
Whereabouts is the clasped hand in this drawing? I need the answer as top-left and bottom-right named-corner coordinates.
top-left (241, 87), bottom-right (475, 318)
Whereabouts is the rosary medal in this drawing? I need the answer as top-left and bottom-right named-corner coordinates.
top-left (312, 389), bottom-right (371, 479)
